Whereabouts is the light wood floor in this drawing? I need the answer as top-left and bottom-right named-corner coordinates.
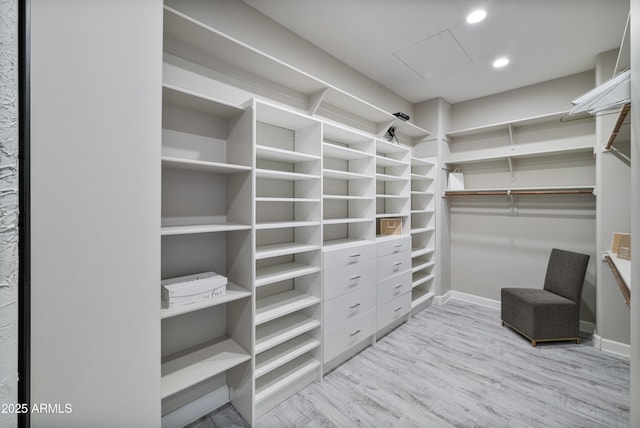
top-left (188, 299), bottom-right (630, 428)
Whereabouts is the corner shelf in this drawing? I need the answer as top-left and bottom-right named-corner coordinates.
top-left (161, 283), bottom-right (252, 320)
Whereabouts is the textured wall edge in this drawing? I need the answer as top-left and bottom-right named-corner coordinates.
top-left (0, 0), bottom-right (19, 426)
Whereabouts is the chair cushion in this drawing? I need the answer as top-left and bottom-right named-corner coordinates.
top-left (501, 287), bottom-right (580, 340)
top-left (543, 248), bottom-right (589, 303)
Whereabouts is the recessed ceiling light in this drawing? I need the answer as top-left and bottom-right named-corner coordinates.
top-left (493, 57), bottom-right (510, 68)
top-left (466, 9), bottom-right (487, 24)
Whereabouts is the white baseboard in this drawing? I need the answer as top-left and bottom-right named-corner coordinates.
top-left (161, 386), bottom-right (229, 428)
top-left (592, 333), bottom-right (631, 358)
top-left (438, 291), bottom-right (597, 336)
top-left (435, 290), bottom-right (452, 305)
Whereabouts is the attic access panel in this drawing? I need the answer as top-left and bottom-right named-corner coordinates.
top-left (393, 29), bottom-right (472, 79)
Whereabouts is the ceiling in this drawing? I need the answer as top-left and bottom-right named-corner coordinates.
top-left (242, 0), bottom-right (629, 104)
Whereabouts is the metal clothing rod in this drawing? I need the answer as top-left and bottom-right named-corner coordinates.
top-left (444, 188), bottom-right (594, 197)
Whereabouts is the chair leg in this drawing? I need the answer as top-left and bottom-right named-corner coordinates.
top-left (531, 340), bottom-right (537, 347)
top-left (576, 338), bottom-right (580, 345)
top-left (501, 320), bottom-right (505, 327)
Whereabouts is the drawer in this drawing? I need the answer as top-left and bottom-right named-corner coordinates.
top-left (323, 242), bottom-right (376, 269)
top-left (323, 259), bottom-right (377, 301)
top-left (376, 236), bottom-right (411, 258)
top-left (324, 309), bottom-right (376, 363)
top-left (324, 285), bottom-right (376, 331)
top-left (376, 251), bottom-right (411, 281)
top-left (377, 292), bottom-right (411, 331)
top-left (377, 270), bottom-right (412, 305)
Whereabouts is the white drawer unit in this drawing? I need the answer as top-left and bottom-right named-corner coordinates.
top-left (376, 251), bottom-right (411, 281)
top-left (323, 259), bottom-right (376, 301)
top-left (323, 242), bottom-right (376, 270)
top-left (377, 292), bottom-right (411, 331)
top-left (324, 309), bottom-right (376, 363)
top-left (377, 235), bottom-right (411, 258)
top-left (377, 271), bottom-right (412, 305)
top-left (324, 285), bottom-right (376, 331)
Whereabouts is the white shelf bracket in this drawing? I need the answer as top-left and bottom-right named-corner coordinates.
top-left (507, 156), bottom-right (515, 181)
top-left (308, 88), bottom-right (328, 116)
top-left (508, 190), bottom-right (517, 216)
top-left (508, 123), bottom-right (515, 150)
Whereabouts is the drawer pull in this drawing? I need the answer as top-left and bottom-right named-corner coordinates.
top-left (349, 253), bottom-right (361, 262)
top-left (393, 262), bottom-right (403, 267)
top-left (394, 284), bottom-right (404, 289)
top-left (349, 275), bottom-right (362, 281)
top-left (350, 329), bottom-right (361, 337)
top-left (349, 303), bottom-right (361, 309)
top-left (394, 306), bottom-right (403, 312)
top-left (393, 244), bottom-right (403, 248)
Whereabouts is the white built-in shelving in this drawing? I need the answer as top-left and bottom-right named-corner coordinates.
top-left (409, 157), bottom-right (436, 314)
top-left (376, 140), bottom-right (411, 237)
top-left (322, 123), bottom-right (376, 248)
top-left (160, 83), bottom-right (254, 425)
top-left (253, 100), bottom-right (322, 418)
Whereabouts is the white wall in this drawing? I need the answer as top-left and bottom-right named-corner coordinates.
top-left (594, 49), bottom-right (631, 346)
top-left (30, 1), bottom-right (162, 426)
top-left (0, 1), bottom-right (18, 427)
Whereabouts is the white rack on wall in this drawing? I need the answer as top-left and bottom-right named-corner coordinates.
top-left (160, 85), bottom-right (254, 426)
top-left (444, 112), bottom-right (596, 195)
top-left (410, 157), bottom-right (437, 313)
top-left (252, 100), bottom-right (323, 418)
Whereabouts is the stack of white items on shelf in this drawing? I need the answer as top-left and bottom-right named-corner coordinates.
top-left (161, 272), bottom-right (227, 308)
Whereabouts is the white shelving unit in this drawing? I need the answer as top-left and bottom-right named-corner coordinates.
top-left (160, 84), bottom-right (254, 426)
top-left (409, 157), bottom-right (437, 314)
top-left (375, 140), bottom-right (411, 237)
top-left (322, 123), bottom-right (376, 248)
top-left (253, 100), bottom-right (323, 418)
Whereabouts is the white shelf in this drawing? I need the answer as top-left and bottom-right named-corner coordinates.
top-left (256, 262), bottom-right (321, 288)
top-left (412, 273), bottom-right (435, 289)
top-left (376, 194), bottom-right (409, 199)
top-left (323, 195), bottom-right (374, 201)
top-left (412, 248), bottom-right (435, 258)
top-left (412, 261), bottom-right (435, 273)
top-left (323, 217), bottom-right (373, 225)
top-left (411, 157), bottom-right (435, 167)
top-left (256, 145), bottom-right (321, 163)
top-left (255, 314), bottom-right (321, 355)
top-left (322, 238), bottom-right (374, 250)
top-left (256, 168), bottom-right (320, 181)
top-left (410, 173), bottom-right (431, 180)
top-left (411, 291), bottom-right (435, 309)
top-left (255, 354), bottom-right (320, 404)
top-left (446, 145), bottom-right (594, 166)
top-left (256, 197), bottom-right (320, 203)
top-left (376, 173), bottom-right (408, 182)
top-left (323, 169), bottom-right (372, 181)
top-left (161, 222), bottom-right (251, 236)
top-left (162, 84), bottom-right (244, 118)
top-left (446, 111), bottom-right (569, 138)
top-left (376, 212), bottom-right (408, 218)
top-left (411, 226), bottom-right (435, 235)
top-left (162, 157), bottom-right (251, 174)
top-left (254, 334), bottom-right (320, 378)
top-left (161, 337), bottom-right (251, 399)
top-left (255, 221), bottom-right (320, 230)
top-left (255, 290), bottom-right (321, 326)
top-left (256, 242), bottom-right (321, 260)
top-left (323, 142), bottom-right (372, 160)
top-left (161, 283), bottom-right (251, 319)
top-left (376, 139), bottom-right (409, 154)
top-left (376, 155), bottom-right (409, 168)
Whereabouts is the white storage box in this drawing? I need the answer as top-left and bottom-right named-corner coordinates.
top-left (161, 272), bottom-right (227, 307)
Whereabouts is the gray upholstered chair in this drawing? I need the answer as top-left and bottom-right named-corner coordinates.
top-left (501, 248), bottom-right (590, 347)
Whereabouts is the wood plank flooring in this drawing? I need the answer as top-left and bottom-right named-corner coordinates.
top-left (188, 299), bottom-right (630, 428)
